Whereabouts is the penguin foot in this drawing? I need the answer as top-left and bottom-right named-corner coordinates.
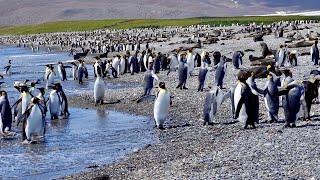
top-left (208, 122), bottom-right (214, 126)
top-left (291, 124), bottom-right (297, 128)
top-left (183, 87), bottom-right (188, 90)
top-left (283, 124), bottom-right (290, 128)
top-left (158, 125), bottom-right (165, 130)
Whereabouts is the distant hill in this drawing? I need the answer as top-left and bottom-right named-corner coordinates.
top-left (0, 0), bottom-right (319, 26)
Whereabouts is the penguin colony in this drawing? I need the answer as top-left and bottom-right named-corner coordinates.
top-left (0, 19), bottom-right (320, 145)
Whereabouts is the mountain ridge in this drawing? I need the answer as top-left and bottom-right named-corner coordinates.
top-left (0, 0), bottom-right (318, 26)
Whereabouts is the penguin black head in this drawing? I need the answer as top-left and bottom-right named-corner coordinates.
top-left (20, 85), bottom-right (29, 93)
top-left (239, 51), bottom-right (244, 57)
top-left (282, 69), bottom-right (292, 77)
top-left (315, 40), bottom-right (318, 45)
top-left (31, 97), bottom-right (40, 104)
top-left (94, 56), bottom-right (100, 60)
top-left (54, 83), bottom-right (62, 89)
top-left (238, 70), bottom-right (248, 82)
top-left (37, 87), bottom-right (46, 95)
top-left (9, 60), bottom-right (11, 64)
top-left (159, 82), bottom-right (166, 89)
top-left (280, 44), bottom-right (284, 48)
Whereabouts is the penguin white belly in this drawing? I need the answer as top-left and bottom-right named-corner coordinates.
top-left (234, 84), bottom-right (247, 124)
top-left (154, 92), bottom-right (170, 126)
top-left (72, 67), bottom-right (78, 80)
top-left (44, 68), bottom-right (50, 80)
top-left (58, 66), bottom-right (63, 80)
top-left (143, 55), bottom-right (148, 70)
top-left (94, 77), bottom-right (105, 101)
top-left (22, 94), bottom-right (32, 114)
top-left (0, 114), bottom-right (3, 134)
top-left (187, 54), bottom-right (194, 74)
top-left (119, 58), bottom-right (125, 74)
top-left (26, 106), bottom-right (43, 140)
top-left (216, 89), bottom-right (223, 112)
top-left (47, 73), bottom-right (55, 88)
top-left (276, 50), bottom-right (285, 66)
top-left (49, 92), bottom-right (60, 116)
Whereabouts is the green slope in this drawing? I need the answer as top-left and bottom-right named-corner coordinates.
top-left (0, 16), bottom-right (319, 35)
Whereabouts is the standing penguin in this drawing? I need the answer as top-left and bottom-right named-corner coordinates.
top-left (119, 55), bottom-right (126, 75)
top-left (112, 55), bottom-right (120, 75)
top-left (142, 64), bottom-right (159, 96)
top-left (215, 56), bottom-right (227, 89)
top-left (77, 60), bottom-right (85, 84)
top-left (94, 65), bottom-right (105, 106)
top-left (93, 58), bottom-right (103, 78)
top-left (213, 51), bottom-right (221, 66)
top-left (246, 72), bottom-right (263, 123)
top-left (311, 40), bottom-right (319, 65)
top-left (302, 79), bottom-right (319, 119)
top-left (283, 81), bottom-right (305, 127)
top-left (44, 64), bottom-right (52, 81)
top-left (275, 45), bottom-right (285, 67)
top-left (70, 62), bottom-right (78, 80)
top-left (57, 62), bottom-right (68, 81)
top-left (197, 65), bottom-right (209, 92)
top-left (186, 50), bottom-right (194, 76)
top-left (0, 91), bottom-right (13, 136)
top-left (203, 85), bottom-right (230, 125)
top-left (234, 70), bottom-right (256, 129)
top-left (4, 60), bottom-right (12, 75)
top-left (21, 85), bottom-right (32, 115)
top-left (263, 74), bottom-right (280, 123)
top-left (20, 97), bottom-right (45, 143)
top-left (46, 66), bottom-right (56, 88)
top-left (48, 85), bottom-right (61, 120)
top-left (176, 55), bottom-right (189, 90)
top-left (167, 54), bottom-right (179, 75)
top-left (55, 83), bottom-right (70, 117)
top-left (154, 82), bottom-right (171, 129)
top-left (232, 51), bottom-right (244, 69)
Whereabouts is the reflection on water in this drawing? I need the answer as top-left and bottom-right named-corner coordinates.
top-left (0, 46), bottom-right (154, 180)
top-left (0, 108), bottom-right (155, 180)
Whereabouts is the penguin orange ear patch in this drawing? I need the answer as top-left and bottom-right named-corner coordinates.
top-left (1, 91), bottom-right (6, 95)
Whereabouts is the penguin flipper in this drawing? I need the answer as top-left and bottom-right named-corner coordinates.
top-left (235, 97), bottom-right (245, 119)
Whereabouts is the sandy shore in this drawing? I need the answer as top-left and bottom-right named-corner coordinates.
top-left (3, 23), bottom-right (320, 179)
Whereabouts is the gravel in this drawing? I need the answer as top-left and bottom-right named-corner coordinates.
top-left (3, 23), bottom-right (320, 179)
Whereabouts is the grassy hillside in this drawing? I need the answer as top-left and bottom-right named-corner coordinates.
top-left (0, 16), bottom-right (320, 35)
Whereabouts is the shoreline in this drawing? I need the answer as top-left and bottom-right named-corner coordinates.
top-left (1, 23), bottom-right (320, 179)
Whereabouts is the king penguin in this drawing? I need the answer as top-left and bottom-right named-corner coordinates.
top-left (21, 85), bottom-right (32, 115)
top-left (232, 51), bottom-right (244, 69)
top-left (176, 55), bottom-right (189, 90)
top-left (186, 50), bottom-right (194, 76)
top-left (263, 74), bottom-right (280, 123)
top-left (203, 85), bottom-right (230, 125)
top-left (142, 64), bottom-right (159, 96)
top-left (4, 60), bottom-right (12, 75)
top-left (94, 65), bottom-right (105, 106)
top-left (234, 70), bottom-right (256, 129)
top-left (215, 56), bottom-right (227, 89)
top-left (70, 62), bottom-right (78, 80)
top-left (0, 91), bottom-right (14, 136)
top-left (55, 83), bottom-right (70, 117)
top-left (283, 80), bottom-right (305, 128)
top-left (154, 82), bottom-right (171, 129)
top-left (57, 62), bottom-right (67, 81)
top-left (20, 97), bottom-right (45, 143)
top-left (48, 85), bottom-right (61, 120)
top-left (46, 66), bottom-right (56, 89)
top-left (197, 65), bottom-right (209, 92)
top-left (246, 72), bottom-right (263, 123)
